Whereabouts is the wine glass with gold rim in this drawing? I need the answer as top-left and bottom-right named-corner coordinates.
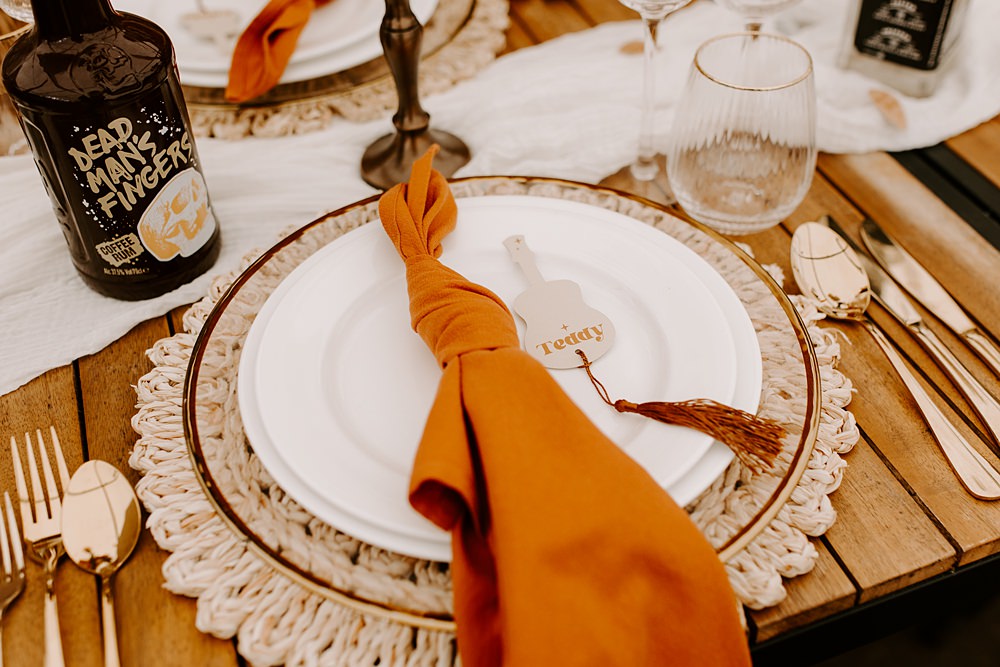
top-left (667, 31), bottom-right (817, 236)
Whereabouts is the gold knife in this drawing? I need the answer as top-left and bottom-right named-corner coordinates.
top-left (860, 217), bottom-right (1000, 378)
top-left (823, 216), bottom-right (1000, 447)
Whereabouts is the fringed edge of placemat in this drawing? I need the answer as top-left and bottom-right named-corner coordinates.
top-left (717, 291), bottom-right (859, 609)
top-left (130, 184), bottom-right (859, 665)
top-left (673, 257), bottom-right (859, 610)
top-left (188, 0), bottom-right (510, 140)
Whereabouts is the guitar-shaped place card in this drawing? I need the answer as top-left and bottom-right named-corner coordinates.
top-left (503, 235), bottom-right (615, 370)
top-left (502, 234), bottom-right (784, 472)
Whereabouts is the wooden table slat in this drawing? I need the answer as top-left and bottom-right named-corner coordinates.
top-left (169, 305), bottom-right (188, 336)
top-left (508, 0), bottom-right (593, 43)
top-left (502, 13), bottom-right (537, 53)
top-left (820, 439), bottom-right (956, 602)
top-left (748, 541), bottom-right (857, 643)
top-left (946, 117), bottom-right (1000, 190)
top-left (567, 0), bottom-right (636, 25)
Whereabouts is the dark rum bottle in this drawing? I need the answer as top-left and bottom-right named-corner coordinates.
top-left (2, 0), bottom-right (220, 300)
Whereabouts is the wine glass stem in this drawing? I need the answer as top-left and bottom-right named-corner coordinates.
top-left (631, 14), bottom-right (662, 182)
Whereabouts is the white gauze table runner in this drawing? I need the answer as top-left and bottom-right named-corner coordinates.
top-left (2, 0), bottom-right (999, 397)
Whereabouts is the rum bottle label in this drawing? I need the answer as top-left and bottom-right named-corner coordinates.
top-left (3, 3), bottom-right (221, 300)
top-left (852, 0), bottom-right (957, 70)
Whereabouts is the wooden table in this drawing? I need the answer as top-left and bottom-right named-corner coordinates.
top-left (2, 1), bottom-right (999, 665)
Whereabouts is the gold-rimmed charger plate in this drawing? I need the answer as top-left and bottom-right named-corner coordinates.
top-left (182, 176), bottom-right (821, 630)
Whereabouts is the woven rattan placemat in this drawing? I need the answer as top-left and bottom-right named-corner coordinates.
top-left (131, 178), bottom-right (857, 665)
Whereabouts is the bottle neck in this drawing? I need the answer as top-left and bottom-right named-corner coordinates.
top-left (30, 0), bottom-right (118, 40)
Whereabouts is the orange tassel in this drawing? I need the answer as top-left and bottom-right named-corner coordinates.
top-left (576, 350), bottom-right (785, 473)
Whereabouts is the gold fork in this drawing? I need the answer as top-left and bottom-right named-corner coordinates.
top-left (11, 427), bottom-right (70, 667)
top-left (0, 491), bottom-right (26, 663)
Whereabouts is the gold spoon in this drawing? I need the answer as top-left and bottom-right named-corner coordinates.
top-left (790, 221), bottom-right (1000, 500)
top-left (61, 461), bottom-right (141, 667)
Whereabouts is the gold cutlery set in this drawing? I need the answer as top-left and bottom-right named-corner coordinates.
top-left (4, 427), bottom-right (140, 667)
top-left (792, 217), bottom-right (1000, 499)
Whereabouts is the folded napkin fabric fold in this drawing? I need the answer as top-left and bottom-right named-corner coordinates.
top-left (378, 147), bottom-right (751, 666)
top-left (225, 0), bottom-right (332, 103)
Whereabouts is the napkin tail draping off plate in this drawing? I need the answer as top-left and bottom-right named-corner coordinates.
top-left (378, 147), bottom-right (751, 665)
top-left (226, 0), bottom-right (333, 102)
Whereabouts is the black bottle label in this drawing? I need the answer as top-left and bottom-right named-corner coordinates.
top-left (852, 0), bottom-right (955, 70)
top-left (18, 80), bottom-right (217, 283)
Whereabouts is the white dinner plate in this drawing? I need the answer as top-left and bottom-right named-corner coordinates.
top-left (239, 196), bottom-right (761, 561)
top-left (114, 0), bottom-right (437, 86)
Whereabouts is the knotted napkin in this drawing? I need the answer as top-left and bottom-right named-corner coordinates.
top-left (225, 0), bottom-right (333, 103)
top-left (379, 147), bottom-right (751, 666)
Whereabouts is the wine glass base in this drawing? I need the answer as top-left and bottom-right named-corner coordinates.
top-left (597, 155), bottom-right (675, 206)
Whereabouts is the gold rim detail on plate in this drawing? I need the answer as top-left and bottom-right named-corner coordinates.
top-left (183, 176), bottom-right (822, 629)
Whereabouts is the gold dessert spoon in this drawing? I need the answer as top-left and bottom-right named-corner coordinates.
top-left (790, 221), bottom-right (1000, 500)
top-left (61, 460), bottom-right (141, 667)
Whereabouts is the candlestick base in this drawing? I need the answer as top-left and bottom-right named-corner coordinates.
top-left (361, 128), bottom-right (471, 190)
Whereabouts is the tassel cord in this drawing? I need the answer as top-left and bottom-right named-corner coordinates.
top-left (574, 349), bottom-right (785, 473)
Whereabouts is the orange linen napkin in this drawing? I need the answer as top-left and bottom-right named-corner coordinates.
top-left (225, 0), bottom-right (333, 103)
top-left (379, 147), bottom-right (752, 666)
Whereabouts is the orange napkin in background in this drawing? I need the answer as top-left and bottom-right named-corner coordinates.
top-left (225, 0), bottom-right (333, 103)
top-left (379, 147), bottom-right (752, 666)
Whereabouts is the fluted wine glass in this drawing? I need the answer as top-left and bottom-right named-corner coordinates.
top-left (667, 32), bottom-right (816, 235)
top-left (616, 0), bottom-right (693, 184)
top-left (715, 0), bottom-right (801, 34)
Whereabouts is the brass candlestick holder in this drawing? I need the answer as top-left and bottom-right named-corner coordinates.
top-left (361, 0), bottom-right (470, 190)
